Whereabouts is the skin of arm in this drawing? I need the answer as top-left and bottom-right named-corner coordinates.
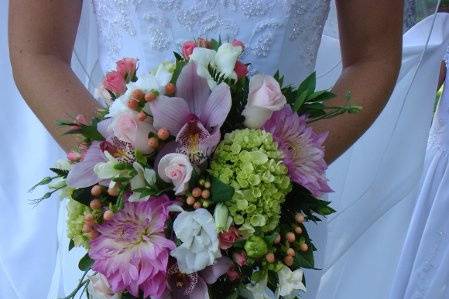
top-left (9, 0), bottom-right (403, 161)
top-left (313, 0), bottom-right (403, 163)
top-left (9, 0), bottom-right (100, 152)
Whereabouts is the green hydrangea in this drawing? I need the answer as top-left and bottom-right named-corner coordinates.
top-left (210, 129), bottom-right (291, 232)
top-left (67, 199), bottom-right (91, 248)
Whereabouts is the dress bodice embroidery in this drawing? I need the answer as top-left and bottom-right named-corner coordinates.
top-left (91, 0), bottom-right (330, 84)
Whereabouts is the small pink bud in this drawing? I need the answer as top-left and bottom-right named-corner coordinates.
top-left (67, 151), bottom-right (82, 162)
top-left (232, 251), bottom-right (247, 267)
top-left (227, 267), bottom-right (240, 282)
top-left (232, 39), bottom-right (245, 49)
top-left (75, 114), bottom-right (88, 125)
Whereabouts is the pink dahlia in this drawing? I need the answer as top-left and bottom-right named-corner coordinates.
top-left (263, 106), bottom-right (332, 196)
top-left (89, 195), bottom-right (175, 298)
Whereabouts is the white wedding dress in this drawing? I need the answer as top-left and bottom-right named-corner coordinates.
top-left (389, 47), bottom-right (449, 299)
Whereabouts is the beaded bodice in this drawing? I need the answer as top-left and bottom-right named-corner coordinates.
top-left (92, 0), bottom-right (330, 84)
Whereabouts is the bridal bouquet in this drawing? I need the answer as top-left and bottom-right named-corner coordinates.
top-left (33, 38), bottom-right (359, 299)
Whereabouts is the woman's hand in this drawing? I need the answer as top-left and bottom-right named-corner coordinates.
top-left (314, 0), bottom-right (403, 163)
top-left (9, 0), bottom-right (100, 152)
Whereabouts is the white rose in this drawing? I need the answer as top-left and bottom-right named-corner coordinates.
top-left (189, 43), bottom-right (243, 89)
top-left (242, 74), bottom-right (287, 128)
top-left (152, 61), bottom-right (175, 87)
top-left (242, 277), bottom-right (276, 299)
top-left (88, 273), bottom-right (121, 299)
top-left (157, 153), bottom-right (193, 195)
top-left (277, 266), bottom-right (306, 297)
top-left (170, 208), bottom-right (221, 273)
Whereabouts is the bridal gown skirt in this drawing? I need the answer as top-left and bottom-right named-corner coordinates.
top-left (390, 140), bottom-right (449, 299)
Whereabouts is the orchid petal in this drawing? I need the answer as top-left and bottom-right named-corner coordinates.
top-left (97, 118), bottom-right (114, 140)
top-left (149, 95), bottom-right (190, 135)
top-left (133, 120), bottom-right (155, 154)
top-left (176, 120), bottom-right (218, 164)
top-left (66, 142), bottom-right (106, 188)
top-left (201, 82), bottom-right (232, 128)
top-left (200, 257), bottom-right (233, 285)
top-left (175, 62), bottom-right (210, 116)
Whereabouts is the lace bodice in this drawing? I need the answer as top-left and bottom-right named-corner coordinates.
top-left (92, 0), bottom-right (330, 84)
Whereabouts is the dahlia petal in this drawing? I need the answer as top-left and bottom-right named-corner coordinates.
top-left (149, 95), bottom-right (190, 135)
top-left (176, 62), bottom-right (211, 116)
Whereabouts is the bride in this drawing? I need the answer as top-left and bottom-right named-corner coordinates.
top-left (5, 0), bottom-right (445, 298)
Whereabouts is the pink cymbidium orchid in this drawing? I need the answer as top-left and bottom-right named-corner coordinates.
top-left (149, 62), bottom-right (232, 163)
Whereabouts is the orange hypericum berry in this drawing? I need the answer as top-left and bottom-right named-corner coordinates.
top-left (127, 99), bottom-right (139, 110)
top-left (90, 199), bottom-right (102, 210)
top-left (131, 89), bottom-right (145, 102)
top-left (157, 128), bottom-right (170, 140)
top-left (286, 232), bottom-right (296, 243)
top-left (147, 137), bottom-right (159, 149)
top-left (165, 83), bottom-right (176, 95)
top-left (192, 187), bottom-right (202, 198)
top-left (90, 185), bottom-right (103, 197)
top-left (144, 91), bottom-right (158, 102)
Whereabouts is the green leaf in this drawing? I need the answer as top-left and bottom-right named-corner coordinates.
top-left (134, 150), bottom-right (147, 166)
top-left (170, 60), bottom-right (187, 84)
top-left (210, 176), bottom-right (235, 204)
top-left (29, 176), bottom-right (54, 192)
top-left (251, 270), bottom-right (267, 283)
top-left (297, 72), bottom-right (316, 97)
top-left (49, 168), bottom-right (70, 178)
top-left (71, 188), bottom-right (92, 206)
top-left (173, 51), bottom-right (183, 61)
top-left (68, 239), bottom-right (75, 251)
top-left (307, 90), bottom-right (336, 102)
top-left (78, 253), bottom-right (93, 271)
top-left (209, 38), bottom-right (220, 51)
top-left (292, 90), bottom-right (309, 112)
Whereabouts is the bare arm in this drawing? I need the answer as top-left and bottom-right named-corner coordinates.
top-left (438, 61), bottom-right (446, 91)
top-left (9, 0), bottom-right (100, 152)
top-left (313, 0), bottom-right (403, 163)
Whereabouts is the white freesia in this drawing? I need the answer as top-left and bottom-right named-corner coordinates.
top-left (242, 277), bottom-right (276, 299)
top-left (189, 43), bottom-right (243, 88)
top-left (157, 153), bottom-right (193, 195)
top-left (170, 208), bottom-right (221, 274)
top-left (214, 203), bottom-right (233, 232)
top-left (94, 152), bottom-right (121, 180)
top-left (277, 266), bottom-right (306, 297)
top-left (152, 61), bottom-right (175, 87)
top-left (88, 273), bottom-right (121, 299)
top-left (128, 162), bottom-right (157, 202)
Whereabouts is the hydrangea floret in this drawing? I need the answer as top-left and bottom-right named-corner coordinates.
top-left (210, 129), bottom-right (291, 232)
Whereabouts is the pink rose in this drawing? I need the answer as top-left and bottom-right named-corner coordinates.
top-left (196, 38), bottom-right (210, 48)
top-left (232, 251), bottom-right (247, 267)
top-left (227, 267), bottom-right (240, 282)
top-left (231, 39), bottom-right (245, 50)
top-left (112, 111), bottom-right (138, 144)
top-left (87, 273), bottom-right (120, 299)
top-left (182, 41), bottom-right (197, 59)
top-left (103, 71), bottom-right (126, 95)
top-left (243, 74), bottom-right (287, 128)
top-left (219, 227), bottom-right (240, 250)
top-left (116, 57), bottom-right (137, 82)
top-left (234, 60), bottom-right (248, 78)
top-left (158, 153), bottom-right (193, 195)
